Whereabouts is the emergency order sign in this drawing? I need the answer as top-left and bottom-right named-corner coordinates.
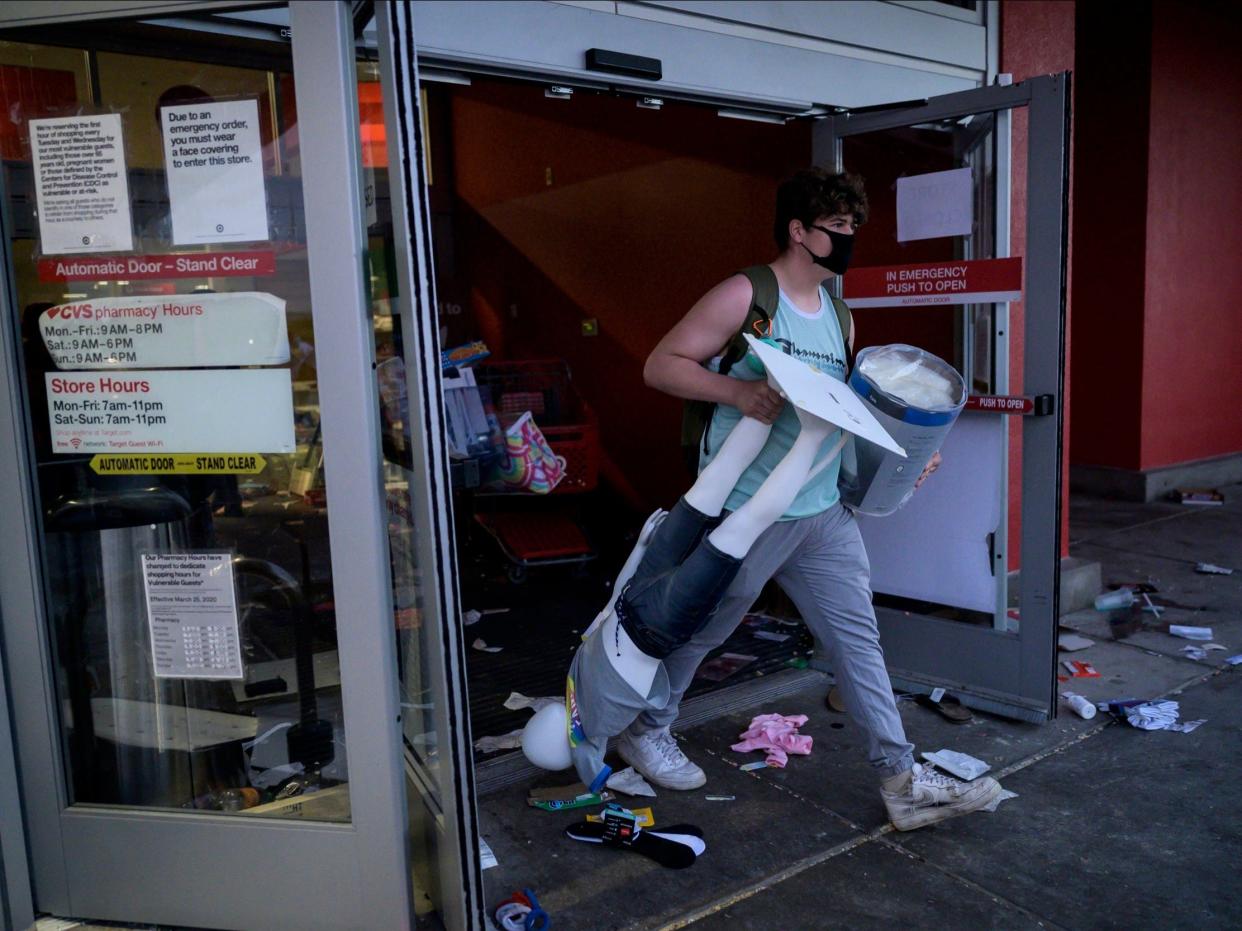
top-left (843, 257), bottom-right (1022, 308)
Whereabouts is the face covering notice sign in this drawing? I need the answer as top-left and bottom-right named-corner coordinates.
top-left (161, 98), bottom-right (269, 245)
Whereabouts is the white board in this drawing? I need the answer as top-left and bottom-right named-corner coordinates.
top-left (39, 292), bottom-right (289, 369)
top-left (46, 369), bottom-right (295, 454)
top-left (859, 412), bottom-right (1001, 613)
top-left (746, 335), bottom-right (905, 456)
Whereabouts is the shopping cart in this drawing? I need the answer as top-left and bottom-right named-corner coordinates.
top-left (471, 360), bottom-right (600, 582)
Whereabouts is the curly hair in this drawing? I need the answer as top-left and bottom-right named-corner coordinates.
top-left (773, 168), bottom-right (869, 250)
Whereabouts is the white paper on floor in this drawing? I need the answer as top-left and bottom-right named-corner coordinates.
top-left (606, 766), bottom-right (658, 797)
top-left (472, 637), bottom-right (503, 653)
top-left (1169, 625), bottom-right (1213, 641)
top-left (1181, 645), bottom-right (1208, 661)
top-left (474, 729), bottom-right (524, 753)
top-left (504, 691), bottom-right (560, 713)
top-left (982, 788), bottom-right (1018, 812)
top-left (479, 837), bottom-right (499, 870)
top-left (1124, 700), bottom-right (1204, 732)
top-left (1057, 632), bottom-right (1095, 651)
top-left (921, 749), bottom-right (991, 781)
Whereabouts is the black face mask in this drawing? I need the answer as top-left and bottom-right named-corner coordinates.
top-left (801, 225), bottom-right (855, 275)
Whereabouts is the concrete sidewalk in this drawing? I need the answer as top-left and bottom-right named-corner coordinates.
top-left (480, 482), bottom-right (1242, 929)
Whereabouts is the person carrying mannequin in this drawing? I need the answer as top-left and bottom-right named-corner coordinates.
top-left (624, 167), bottom-right (995, 831)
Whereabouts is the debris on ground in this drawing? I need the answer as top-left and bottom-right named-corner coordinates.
top-left (479, 837), bottom-right (499, 870)
top-left (1062, 659), bottom-right (1101, 678)
top-left (494, 888), bottom-right (550, 930)
top-left (1169, 488), bottom-right (1224, 506)
top-left (1195, 562), bottom-right (1234, 575)
top-left (1061, 691), bottom-right (1097, 719)
top-left (472, 637), bottom-right (503, 653)
top-left (504, 692), bottom-right (560, 713)
top-left (1117, 699), bottom-right (1206, 733)
top-left (527, 783), bottom-right (613, 811)
top-left (695, 652), bottom-right (758, 682)
top-left (1058, 632), bottom-right (1095, 652)
top-left (921, 748), bottom-right (991, 780)
top-left (1169, 625), bottom-right (1213, 641)
top-left (474, 729), bottom-right (524, 753)
top-left (605, 767), bottom-right (657, 797)
top-left (916, 690), bottom-right (973, 723)
top-left (731, 713), bottom-right (812, 767)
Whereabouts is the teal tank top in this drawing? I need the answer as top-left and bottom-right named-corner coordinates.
top-left (703, 283), bottom-right (848, 520)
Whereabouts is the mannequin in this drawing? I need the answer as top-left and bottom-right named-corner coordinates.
top-left (523, 341), bottom-right (877, 789)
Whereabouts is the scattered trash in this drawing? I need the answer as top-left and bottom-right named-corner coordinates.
top-left (1170, 488), bottom-right (1224, 506)
top-left (1062, 691), bottom-right (1097, 720)
top-left (694, 652), bottom-right (758, 682)
top-left (705, 795), bottom-right (735, 801)
top-left (825, 685), bottom-right (847, 714)
top-left (606, 767), bottom-right (657, 798)
top-left (527, 783), bottom-right (613, 811)
top-left (463, 609), bottom-right (482, 626)
top-left (1169, 625), bottom-right (1213, 641)
top-left (1195, 562), bottom-right (1234, 575)
top-left (916, 691), bottom-right (973, 723)
top-left (731, 713), bottom-right (813, 767)
top-left (1122, 699), bottom-right (1206, 733)
top-left (1181, 645), bottom-right (1208, 661)
top-left (504, 692), bottom-right (560, 714)
top-left (472, 637), bottom-right (503, 653)
top-left (753, 630), bottom-right (792, 642)
top-left (587, 805), bottom-right (653, 827)
top-left (1094, 588), bottom-right (1136, 611)
top-left (479, 837), bottom-right (499, 870)
top-left (565, 804), bottom-right (704, 869)
top-left (982, 788), bottom-right (1019, 812)
top-left (785, 657), bottom-right (810, 670)
top-left (1227, 654), bottom-right (1242, 666)
top-left (740, 760), bottom-right (773, 772)
top-left (1140, 592), bottom-right (1163, 617)
top-left (921, 749), bottom-right (991, 781)
top-left (474, 729), bottom-right (524, 753)
top-left (1062, 660), bottom-right (1101, 678)
top-left (494, 888), bottom-right (549, 931)
top-left (1058, 633), bottom-right (1095, 652)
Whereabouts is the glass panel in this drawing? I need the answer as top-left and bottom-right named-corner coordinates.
top-left (840, 112), bottom-right (1005, 627)
top-left (357, 58), bottom-right (450, 924)
top-left (1, 20), bottom-right (350, 821)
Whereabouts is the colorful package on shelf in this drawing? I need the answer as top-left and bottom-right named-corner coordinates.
top-left (441, 340), bottom-right (491, 371)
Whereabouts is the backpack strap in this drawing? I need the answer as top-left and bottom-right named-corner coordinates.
top-left (829, 294), bottom-right (854, 375)
top-left (698, 265), bottom-right (779, 459)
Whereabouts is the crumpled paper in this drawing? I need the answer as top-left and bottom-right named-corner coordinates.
top-left (731, 713), bottom-right (812, 768)
top-left (605, 766), bottom-right (657, 797)
top-left (1124, 699), bottom-right (1206, 733)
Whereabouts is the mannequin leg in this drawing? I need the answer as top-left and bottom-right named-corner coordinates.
top-left (708, 409), bottom-right (836, 558)
top-left (684, 416), bottom-right (772, 517)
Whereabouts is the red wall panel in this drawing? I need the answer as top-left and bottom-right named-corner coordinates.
top-left (1140, 0), bottom-right (1242, 468)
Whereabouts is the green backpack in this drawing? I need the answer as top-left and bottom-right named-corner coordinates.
top-left (680, 264), bottom-right (854, 473)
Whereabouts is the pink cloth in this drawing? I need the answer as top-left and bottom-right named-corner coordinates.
top-left (730, 713), bottom-right (813, 768)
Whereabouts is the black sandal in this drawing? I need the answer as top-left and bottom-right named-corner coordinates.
top-left (916, 692), bottom-right (973, 724)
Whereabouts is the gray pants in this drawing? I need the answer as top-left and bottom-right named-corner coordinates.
top-left (630, 502), bottom-right (916, 780)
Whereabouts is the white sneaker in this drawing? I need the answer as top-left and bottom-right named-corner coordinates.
top-left (881, 763), bottom-right (1002, 831)
top-left (615, 727), bottom-right (707, 790)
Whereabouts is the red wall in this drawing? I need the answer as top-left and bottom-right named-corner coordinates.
top-left (1140, 0), bottom-right (1242, 468)
top-left (1001, 0), bottom-right (1075, 563)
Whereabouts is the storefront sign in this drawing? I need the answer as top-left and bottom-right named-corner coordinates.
top-left (843, 257), bottom-right (1023, 308)
top-left (39, 292), bottom-right (289, 369)
top-left (29, 113), bottom-right (134, 255)
top-left (142, 553), bottom-right (243, 680)
top-left (37, 250), bottom-right (276, 281)
top-left (46, 369), bottom-right (295, 454)
top-left (90, 453), bottom-right (266, 475)
top-left (161, 99), bottom-right (269, 244)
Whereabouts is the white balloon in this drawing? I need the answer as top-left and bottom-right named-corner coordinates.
top-left (521, 702), bottom-right (572, 771)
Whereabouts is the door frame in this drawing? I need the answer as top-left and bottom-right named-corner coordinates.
top-left (0, 4), bottom-right (431, 928)
top-left (816, 75), bottom-right (1071, 722)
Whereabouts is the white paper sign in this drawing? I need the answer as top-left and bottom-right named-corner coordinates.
top-left (46, 369), bottom-right (295, 454)
top-left (162, 99), bottom-right (269, 244)
top-left (142, 553), bottom-right (243, 680)
top-left (896, 167), bottom-right (973, 242)
top-left (39, 292), bottom-right (289, 369)
top-left (746, 336), bottom-right (905, 457)
top-left (29, 114), bottom-right (134, 255)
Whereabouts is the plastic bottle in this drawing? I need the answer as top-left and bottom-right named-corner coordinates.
top-left (1062, 691), bottom-right (1097, 720)
top-left (1093, 587), bottom-right (1135, 611)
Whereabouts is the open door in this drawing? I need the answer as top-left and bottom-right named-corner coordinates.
top-left (812, 75), bottom-right (1070, 722)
